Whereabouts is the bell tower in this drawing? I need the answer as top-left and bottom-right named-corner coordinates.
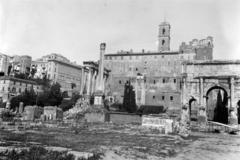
top-left (158, 21), bottom-right (170, 52)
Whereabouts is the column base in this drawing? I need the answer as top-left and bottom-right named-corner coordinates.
top-left (94, 90), bottom-right (104, 106)
top-left (229, 109), bottom-right (238, 128)
top-left (198, 107), bottom-right (207, 131)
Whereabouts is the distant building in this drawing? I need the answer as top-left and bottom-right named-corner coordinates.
top-left (47, 58), bottom-right (83, 96)
top-left (0, 76), bottom-right (42, 102)
top-left (104, 21), bottom-right (213, 113)
top-left (36, 53), bottom-right (70, 63)
top-left (179, 36), bottom-right (213, 60)
top-left (158, 21), bottom-right (171, 52)
top-left (11, 55), bottom-right (32, 75)
top-left (33, 53), bottom-right (83, 96)
top-left (0, 53), bottom-right (10, 76)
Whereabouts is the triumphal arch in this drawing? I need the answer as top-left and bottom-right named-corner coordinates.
top-left (182, 60), bottom-right (240, 127)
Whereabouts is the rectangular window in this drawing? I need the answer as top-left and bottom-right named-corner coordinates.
top-left (119, 80), bottom-right (121, 84)
top-left (121, 56), bottom-right (123, 60)
top-left (174, 79), bottom-right (176, 83)
top-left (153, 96), bottom-right (155, 99)
top-left (129, 56), bottom-right (132, 60)
top-left (13, 81), bottom-right (16, 85)
top-left (162, 78), bottom-right (165, 83)
top-left (19, 88), bottom-right (21, 93)
top-left (170, 96), bottom-right (173, 101)
top-left (20, 82), bottom-right (22, 86)
top-left (2, 87), bottom-right (4, 91)
top-left (153, 80), bottom-right (156, 84)
top-left (3, 80), bottom-right (5, 84)
top-left (162, 96), bottom-right (165, 100)
top-left (109, 56), bottom-right (112, 60)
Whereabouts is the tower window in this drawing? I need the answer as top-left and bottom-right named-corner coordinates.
top-left (162, 28), bottom-right (165, 35)
top-left (162, 40), bottom-right (165, 45)
top-left (170, 96), bottom-right (173, 101)
top-left (162, 96), bottom-right (165, 100)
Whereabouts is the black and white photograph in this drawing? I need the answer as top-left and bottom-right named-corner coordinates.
top-left (0, 0), bottom-right (240, 159)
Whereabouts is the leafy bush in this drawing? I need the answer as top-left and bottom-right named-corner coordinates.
top-left (0, 146), bottom-right (103, 160)
top-left (0, 110), bottom-right (15, 121)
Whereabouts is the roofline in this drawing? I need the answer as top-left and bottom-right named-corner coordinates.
top-left (184, 60), bottom-right (240, 65)
top-left (105, 51), bottom-right (179, 56)
top-left (0, 76), bottom-right (38, 85)
top-left (48, 59), bottom-right (83, 70)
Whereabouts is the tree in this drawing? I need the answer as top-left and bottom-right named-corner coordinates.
top-left (59, 91), bottom-right (81, 111)
top-left (7, 65), bottom-right (12, 76)
top-left (213, 90), bottom-right (228, 124)
top-left (123, 81), bottom-right (137, 113)
top-left (37, 82), bottom-right (63, 107)
top-left (30, 66), bottom-right (37, 78)
top-left (10, 87), bottom-right (37, 109)
top-left (14, 73), bottom-right (27, 79)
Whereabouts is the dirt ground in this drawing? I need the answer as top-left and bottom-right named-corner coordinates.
top-left (0, 123), bottom-right (240, 160)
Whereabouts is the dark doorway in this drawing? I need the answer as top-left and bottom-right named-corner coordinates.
top-left (189, 97), bottom-right (197, 121)
top-left (237, 100), bottom-right (240, 124)
top-left (206, 86), bottom-right (228, 124)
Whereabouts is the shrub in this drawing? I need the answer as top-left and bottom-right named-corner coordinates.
top-left (0, 110), bottom-right (14, 121)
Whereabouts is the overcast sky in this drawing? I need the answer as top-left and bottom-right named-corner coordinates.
top-left (0, 0), bottom-right (240, 64)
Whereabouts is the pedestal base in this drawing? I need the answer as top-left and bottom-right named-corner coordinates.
top-left (94, 90), bottom-right (104, 106)
top-left (198, 108), bottom-right (207, 131)
top-left (229, 110), bottom-right (238, 128)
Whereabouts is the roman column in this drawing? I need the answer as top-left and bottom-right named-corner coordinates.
top-left (97, 43), bottom-right (105, 92)
top-left (229, 77), bottom-right (238, 126)
top-left (94, 43), bottom-right (106, 106)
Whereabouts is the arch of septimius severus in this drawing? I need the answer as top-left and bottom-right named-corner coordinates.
top-left (182, 60), bottom-right (240, 126)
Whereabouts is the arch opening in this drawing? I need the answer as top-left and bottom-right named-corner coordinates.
top-left (189, 97), bottom-right (197, 121)
top-left (206, 86), bottom-right (228, 124)
top-left (237, 100), bottom-right (240, 124)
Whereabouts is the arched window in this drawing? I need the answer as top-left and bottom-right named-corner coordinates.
top-left (162, 40), bottom-right (165, 45)
top-left (162, 28), bottom-right (165, 35)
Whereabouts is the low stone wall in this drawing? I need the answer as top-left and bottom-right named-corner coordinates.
top-left (85, 112), bottom-right (107, 123)
top-left (142, 115), bottom-right (173, 134)
top-left (108, 112), bottom-right (142, 124)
